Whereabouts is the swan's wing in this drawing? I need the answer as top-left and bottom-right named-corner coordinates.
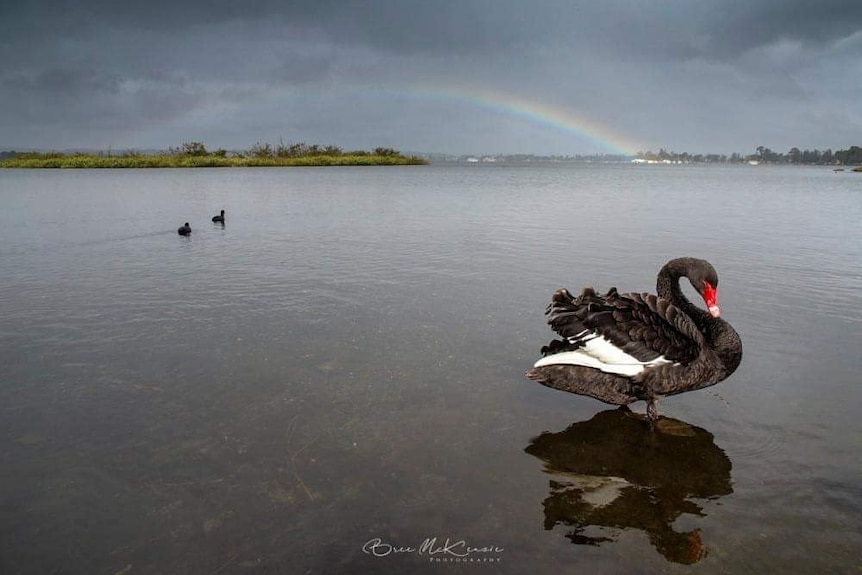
top-left (543, 286), bottom-right (705, 366)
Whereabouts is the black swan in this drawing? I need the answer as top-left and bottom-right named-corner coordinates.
top-left (526, 258), bottom-right (742, 421)
top-left (177, 222), bottom-right (191, 236)
top-left (212, 210), bottom-right (225, 223)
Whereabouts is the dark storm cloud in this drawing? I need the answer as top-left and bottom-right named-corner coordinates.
top-left (714, 0), bottom-right (862, 51)
top-left (0, 0), bottom-right (533, 55)
top-left (1, 0), bottom-right (860, 152)
top-left (5, 0), bottom-right (859, 58)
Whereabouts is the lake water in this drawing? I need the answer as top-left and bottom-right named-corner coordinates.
top-left (1, 164), bottom-right (860, 574)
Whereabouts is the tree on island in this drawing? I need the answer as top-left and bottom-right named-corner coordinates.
top-left (168, 141), bottom-right (208, 156)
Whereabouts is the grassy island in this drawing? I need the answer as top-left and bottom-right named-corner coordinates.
top-left (0, 141), bottom-right (427, 168)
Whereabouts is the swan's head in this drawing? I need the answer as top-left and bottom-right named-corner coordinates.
top-left (685, 260), bottom-right (720, 318)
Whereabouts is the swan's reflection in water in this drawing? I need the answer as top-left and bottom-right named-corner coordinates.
top-left (525, 408), bottom-right (733, 564)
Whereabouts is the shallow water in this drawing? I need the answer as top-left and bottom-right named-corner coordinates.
top-left (1, 164), bottom-right (860, 574)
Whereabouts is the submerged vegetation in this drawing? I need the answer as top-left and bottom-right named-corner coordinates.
top-left (0, 141), bottom-right (427, 168)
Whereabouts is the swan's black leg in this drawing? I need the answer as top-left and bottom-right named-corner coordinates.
top-left (647, 399), bottom-right (659, 423)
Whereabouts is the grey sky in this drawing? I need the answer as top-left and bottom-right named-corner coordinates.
top-left (1, 0), bottom-right (860, 155)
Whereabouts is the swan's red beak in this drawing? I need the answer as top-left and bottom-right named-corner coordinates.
top-left (702, 281), bottom-right (720, 317)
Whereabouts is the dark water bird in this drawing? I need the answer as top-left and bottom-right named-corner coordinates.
top-left (177, 222), bottom-right (191, 236)
top-left (526, 257), bottom-right (742, 421)
top-left (212, 210), bottom-right (225, 223)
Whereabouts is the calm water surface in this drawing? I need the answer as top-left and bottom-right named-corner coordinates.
top-left (1, 165), bottom-right (860, 574)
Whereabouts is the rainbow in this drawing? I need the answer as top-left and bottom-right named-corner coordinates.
top-left (274, 85), bottom-right (648, 156)
top-left (371, 85), bottom-right (644, 155)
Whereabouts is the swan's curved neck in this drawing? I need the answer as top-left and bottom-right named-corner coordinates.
top-left (657, 259), bottom-right (708, 325)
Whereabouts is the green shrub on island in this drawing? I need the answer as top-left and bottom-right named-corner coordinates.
top-left (0, 141), bottom-right (427, 168)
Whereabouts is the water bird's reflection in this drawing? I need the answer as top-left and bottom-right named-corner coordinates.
top-left (525, 408), bottom-right (733, 564)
